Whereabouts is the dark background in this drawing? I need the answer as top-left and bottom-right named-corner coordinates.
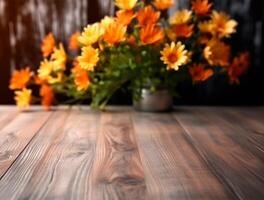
top-left (0, 0), bottom-right (263, 105)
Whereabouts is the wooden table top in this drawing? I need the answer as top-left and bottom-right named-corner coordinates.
top-left (0, 106), bottom-right (263, 200)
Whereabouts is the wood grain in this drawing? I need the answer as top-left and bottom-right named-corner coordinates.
top-left (132, 112), bottom-right (233, 200)
top-left (174, 107), bottom-right (264, 200)
top-left (90, 111), bottom-right (147, 200)
top-left (0, 106), bottom-right (263, 200)
top-left (0, 107), bottom-right (51, 177)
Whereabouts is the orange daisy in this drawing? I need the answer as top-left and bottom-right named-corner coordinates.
top-left (171, 24), bottom-right (194, 39)
top-left (169, 10), bottom-right (192, 25)
top-left (116, 10), bottom-right (136, 26)
top-left (140, 24), bottom-right (164, 45)
top-left (41, 33), bottom-right (56, 57)
top-left (40, 84), bottom-right (54, 110)
top-left (189, 63), bottom-right (213, 81)
top-left (69, 32), bottom-right (80, 50)
top-left (72, 62), bottom-right (90, 91)
top-left (192, 0), bottom-right (212, 16)
top-left (137, 6), bottom-right (160, 27)
top-left (103, 21), bottom-right (127, 45)
top-left (154, 0), bottom-right (174, 10)
top-left (228, 52), bottom-right (250, 84)
top-left (9, 67), bottom-right (32, 90)
top-left (204, 39), bottom-right (230, 67)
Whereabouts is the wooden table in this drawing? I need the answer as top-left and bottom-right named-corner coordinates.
top-left (0, 106), bottom-right (263, 200)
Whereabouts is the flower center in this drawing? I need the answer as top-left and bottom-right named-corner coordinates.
top-left (168, 52), bottom-right (178, 63)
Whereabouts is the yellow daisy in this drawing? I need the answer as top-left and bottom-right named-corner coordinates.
top-left (78, 46), bottom-right (99, 71)
top-left (14, 88), bottom-right (32, 109)
top-left (115, 0), bottom-right (137, 10)
top-left (100, 16), bottom-right (115, 31)
top-left (38, 59), bottom-right (53, 80)
top-left (210, 11), bottom-right (237, 38)
top-left (169, 9), bottom-right (192, 25)
top-left (51, 43), bottom-right (67, 71)
top-left (160, 42), bottom-right (189, 70)
top-left (78, 23), bottom-right (104, 46)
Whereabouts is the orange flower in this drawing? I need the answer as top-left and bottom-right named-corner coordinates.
top-left (103, 21), bottom-right (127, 45)
top-left (210, 11), bottom-right (237, 38)
top-left (204, 39), bottom-right (230, 67)
top-left (41, 33), bottom-right (56, 57)
top-left (116, 10), bottom-right (136, 26)
top-left (192, 0), bottom-right (212, 16)
top-left (137, 6), bottom-right (160, 27)
top-left (189, 64), bottom-right (213, 81)
top-left (171, 24), bottom-right (194, 38)
top-left (127, 35), bottom-right (136, 45)
top-left (14, 88), bottom-right (32, 109)
top-left (154, 0), bottom-right (174, 10)
top-left (72, 62), bottom-right (90, 91)
top-left (9, 67), bottom-right (32, 90)
top-left (40, 84), bottom-right (54, 110)
top-left (228, 53), bottom-right (250, 84)
top-left (160, 42), bottom-right (189, 70)
top-left (140, 24), bottom-right (164, 45)
top-left (69, 32), bottom-right (80, 50)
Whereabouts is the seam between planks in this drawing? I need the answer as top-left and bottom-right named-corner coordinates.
top-left (0, 111), bottom-right (54, 181)
top-left (172, 114), bottom-right (241, 200)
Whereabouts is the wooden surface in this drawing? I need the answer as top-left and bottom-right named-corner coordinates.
top-left (0, 106), bottom-right (263, 200)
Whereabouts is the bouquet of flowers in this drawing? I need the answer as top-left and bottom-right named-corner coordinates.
top-left (9, 0), bottom-right (250, 110)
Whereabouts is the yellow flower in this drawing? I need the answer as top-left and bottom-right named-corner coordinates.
top-left (115, 0), bottom-right (137, 10)
top-left (161, 42), bottom-right (189, 70)
top-left (9, 67), bottom-right (32, 90)
top-left (14, 88), bottom-right (32, 109)
top-left (210, 11), bottom-right (237, 38)
top-left (51, 43), bottom-right (67, 71)
top-left (41, 33), bottom-right (56, 57)
top-left (100, 16), bottom-right (115, 31)
top-left (47, 73), bottom-right (63, 84)
top-left (69, 32), bottom-right (80, 50)
top-left (103, 21), bottom-right (127, 45)
top-left (204, 39), bottom-right (230, 67)
top-left (78, 46), bottom-right (99, 71)
top-left (78, 23), bottom-right (104, 46)
top-left (169, 10), bottom-right (192, 25)
top-left (198, 21), bottom-right (213, 33)
top-left (154, 0), bottom-right (174, 10)
top-left (38, 59), bottom-right (53, 80)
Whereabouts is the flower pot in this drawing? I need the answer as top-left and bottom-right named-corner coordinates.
top-left (133, 88), bottom-right (173, 112)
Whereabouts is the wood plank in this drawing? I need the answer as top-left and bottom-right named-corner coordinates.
top-left (0, 107), bottom-right (18, 130)
top-left (132, 112), bottom-right (233, 200)
top-left (0, 107), bottom-right (51, 178)
top-left (174, 107), bottom-right (264, 200)
top-left (14, 107), bottom-right (99, 200)
top-left (89, 111), bottom-right (147, 200)
top-left (0, 108), bottom-right (69, 199)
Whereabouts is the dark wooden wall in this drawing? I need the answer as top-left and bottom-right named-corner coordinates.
top-left (0, 0), bottom-right (263, 105)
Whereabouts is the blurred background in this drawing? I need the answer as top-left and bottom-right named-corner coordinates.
top-left (0, 0), bottom-right (263, 105)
